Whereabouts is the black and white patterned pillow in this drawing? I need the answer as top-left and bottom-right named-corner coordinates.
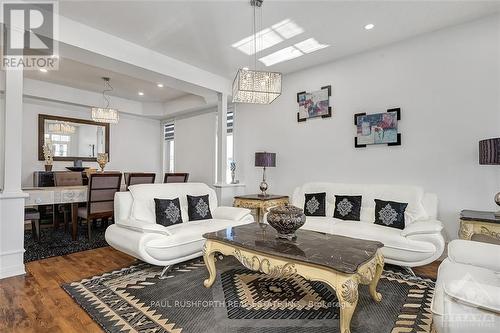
top-left (303, 192), bottom-right (326, 216)
top-left (333, 195), bottom-right (362, 221)
top-left (187, 194), bottom-right (213, 221)
top-left (154, 198), bottom-right (183, 227)
top-left (374, 199), bottom-right (408, 230)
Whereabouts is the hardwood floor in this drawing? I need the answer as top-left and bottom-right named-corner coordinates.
top-left (0, 247), bottom-right (136, 333)
top-left (0, 247), bottom-right (440, 333)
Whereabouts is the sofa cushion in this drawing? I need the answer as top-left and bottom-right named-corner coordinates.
top-left (293, 183), bottom-right (428, 223)
top-left (333, 195), bottom-right (362, 221)
top-left (187, 194), bottom-right (213, 221)
top-left (432, 258), bottom-right (500, 316)
top-left (374, 199), bottom-right (408, 230)
top-left (129, 183), bottom-right (217, 223)
top-left (304, 192), bottom-right (326, 216)
top-left (154, 198), bottom-right (183, 226)
top-left (144, 218), bottom-right (251, 261)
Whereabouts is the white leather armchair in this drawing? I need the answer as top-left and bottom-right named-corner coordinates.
top-left (432, 240), bottom-right (500, 333)
top-left (105, 183), bottom-right (253, 276)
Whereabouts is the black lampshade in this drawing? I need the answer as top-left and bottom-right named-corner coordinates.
top-left (255, 152), bottom-right (276, 167)
top-left (479, 138), bottom-right (500, 165)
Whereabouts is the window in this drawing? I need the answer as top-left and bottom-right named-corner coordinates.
top-left (226, 108), bottom-right (234, 183)
top-left (164, 122), bottom-right (175, 173)
top-left (49, 134), bottom-right (71, 157)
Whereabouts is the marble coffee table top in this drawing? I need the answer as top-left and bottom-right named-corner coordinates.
top-left (203, 224), bottom-right (383, 274)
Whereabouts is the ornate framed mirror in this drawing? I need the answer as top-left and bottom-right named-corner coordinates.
top-left (38, 114), bottom-right (110, 162)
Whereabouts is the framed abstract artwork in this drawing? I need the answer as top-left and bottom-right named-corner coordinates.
top-left (297, 85), bottom-right (331, 122)
top-left (354, 108), bottom-right (401, 148)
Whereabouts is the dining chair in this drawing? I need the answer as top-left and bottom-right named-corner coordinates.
top-left (78, 173), bottom-right (122, 240)
top-left (24, 208), bottom-right (41, 241)
top-left (54, 172), bottom-right (83, 232)
top-left (163, 173), bottom-right (189, 183)
top-left (124, 172), bottom-right (156, 190)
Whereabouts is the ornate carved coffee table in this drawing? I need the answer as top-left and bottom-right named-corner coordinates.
top-left (202, 224), bottom-right (384, 333)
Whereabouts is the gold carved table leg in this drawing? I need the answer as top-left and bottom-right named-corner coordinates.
top-left (202, 240), bottom-right (384, 333)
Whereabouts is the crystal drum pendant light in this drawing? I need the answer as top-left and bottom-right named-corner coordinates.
top-left (232, 0), bottom-right (282, 104)
top-left (91, 77), bottom-right (119, 124)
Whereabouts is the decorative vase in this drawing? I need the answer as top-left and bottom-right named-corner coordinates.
top-left (44, 164), bottom-right (53, 172)
top-left (97, 153), bottom-right (108, 172)
top-left (230, 161), bottom-right (237, 184)
top-left (266, 205), bottom-right (306, 241)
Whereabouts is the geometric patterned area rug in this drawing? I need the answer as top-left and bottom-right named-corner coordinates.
top-left (62, 257), bottom-right (435, 333)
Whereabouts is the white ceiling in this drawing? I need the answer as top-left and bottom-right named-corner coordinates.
top-left (59, 0), bottom-right (500, 78)
top-left (24, 58), bottom-right (190, 102)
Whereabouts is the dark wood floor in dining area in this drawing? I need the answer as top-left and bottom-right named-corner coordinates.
top-left (0, 246), bottom-right (441, 333)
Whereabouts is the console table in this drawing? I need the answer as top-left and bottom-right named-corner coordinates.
top-left (23, 186), bottom-right (88, 241)
top-left (459, 210), bottom-right (500, 243)
top-left (234, 194), bottom-right (289, 223)
top-left (202, 224), bottom-right (384, 333)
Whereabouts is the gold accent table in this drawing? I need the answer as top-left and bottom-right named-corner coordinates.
top-left (459, 210), bottom-right (500, 243)
top-left (233, 194), bottom-right (289, 223)
top-left (202, 224), bottom-right (384, 333)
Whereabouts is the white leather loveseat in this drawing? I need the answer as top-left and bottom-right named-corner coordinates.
top-left (105, 183), bottom-right (253, 275)
top-left (431, 240), bottom-right (500, 333)
top-left (291, 183), bottom-right (445, 267)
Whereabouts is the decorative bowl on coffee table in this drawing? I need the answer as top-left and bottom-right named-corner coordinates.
top-left (266, 205), bottom-right (306, 240)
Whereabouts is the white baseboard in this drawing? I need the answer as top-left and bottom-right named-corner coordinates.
top-left (0, 263), bottom-right (25, 280)
top-left (0, 249), bottom-right (26, 280)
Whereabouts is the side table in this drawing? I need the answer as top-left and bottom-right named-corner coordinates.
top-left (459, 210), bottom-right (500, 244)
top-left (234, 194), bottom-right (289, 223)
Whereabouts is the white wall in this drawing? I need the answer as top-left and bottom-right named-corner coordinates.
top-left (235, 16), bottom-right (500, 240)
top-left (174, 110), bottom-right (216, 185)
top-left (22, 98), bottom-right (162, 186)
top-left (0, 95), bottom-right (4, 190)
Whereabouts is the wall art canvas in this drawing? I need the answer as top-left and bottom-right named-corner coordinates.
top-left (355, 108), bottom-right (401, 147)
top-left (297, 85), bottom-right (331, 122)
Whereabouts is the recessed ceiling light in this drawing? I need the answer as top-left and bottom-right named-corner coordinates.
top-left (364, 23), bottom-right (375, 30)
top-left (157, 83), bottom-right (163, 88)
top-left (138, 92), bottom-right (144, 96)
top-left (39, 68), bottom-right (48, 73)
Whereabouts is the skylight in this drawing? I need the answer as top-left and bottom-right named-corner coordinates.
top-left (232, 19), bottom-right (304, 55)
top-left (294, 38), bottom-right (329, 54)
top-left (259, 38), bottom-right (330, 66)
top-left (232, 28), bottom-right (283, 55)
top-left (259, 46), bottom-right (303, 66)
top-left (271, 19), bottom-right (304, 39)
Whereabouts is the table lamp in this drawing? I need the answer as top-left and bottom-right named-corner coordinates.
top-left (255, 152), bottom-right (276, 196)
top-left (479, 138), bottom-right (500, 217)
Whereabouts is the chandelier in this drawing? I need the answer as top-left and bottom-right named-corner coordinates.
top-left (232, 0), bottom-right (282, 104)
top-left (48, 122), bottom-right (75, 134)
top-left (91, 77), bottom-right (119, 124)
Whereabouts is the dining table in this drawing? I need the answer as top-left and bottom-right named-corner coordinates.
top-left (23, 185), bottom-right (88, 241)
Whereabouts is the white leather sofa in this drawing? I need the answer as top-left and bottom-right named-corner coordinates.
top-left (290, 183), bottom-right (445, 267)
top-left (105, 183), bottom-right (253, 274)
top-left (432, 240), bottom-right (500, 333)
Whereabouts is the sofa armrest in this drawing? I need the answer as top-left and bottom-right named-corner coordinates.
top-left (400, 220), bottom-right (443, 237)
top-left (212, 206), bottom-right (252, 221)
top-left (117, 219), bottom-right (172, 236)
top-left (444, 279), bottom-right (500, 314)
top-left (448, 240), bottom-right (500, 272)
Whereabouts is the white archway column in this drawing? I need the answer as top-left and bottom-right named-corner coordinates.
top-left (0, 68), bottom-right (27, 279)
top-left (216, 93), bottom-right (228, 184)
